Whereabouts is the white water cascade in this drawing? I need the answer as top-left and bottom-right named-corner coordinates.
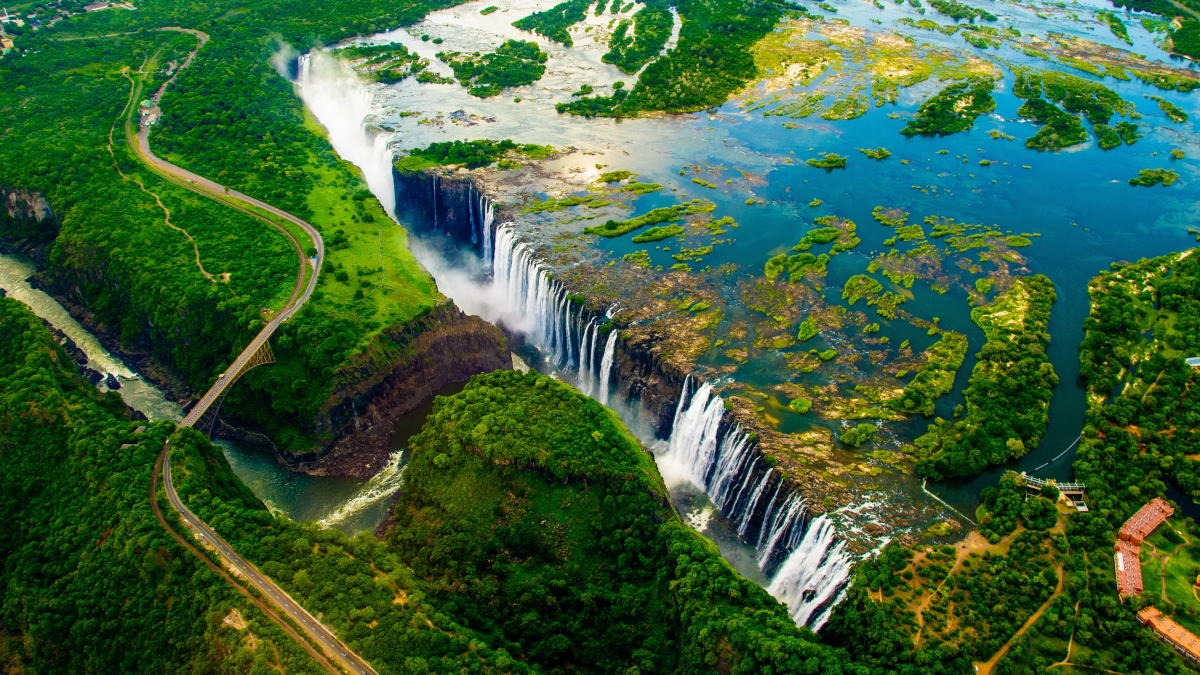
top-left (317, 450), bottom-right (407, 528)
top-left (488, 223), bottom-right (619, 403)
top-left (659, 376), bottom-right (853, 631)
top-left (598, 329), bottom-right (617, 405)
top-left (295, 53), bottom-right (397, 215)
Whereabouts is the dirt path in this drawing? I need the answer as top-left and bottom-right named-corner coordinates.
top-left (110, 64), bottom-right (223, 283)
top-left (975, 561), bottom-right (1066, 675)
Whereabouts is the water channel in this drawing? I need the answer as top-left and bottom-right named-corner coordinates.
top-left (0, 251), bottom-right (423, 536)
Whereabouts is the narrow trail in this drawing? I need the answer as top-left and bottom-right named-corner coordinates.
top-left (111, 65), bottom-right (222, 283)
top-left (975, 562), bottom-right (1066, 675)
top-left (114, 27), bottom-right (374, 675)
top-left (976, 515), bottom-right (1071, 675)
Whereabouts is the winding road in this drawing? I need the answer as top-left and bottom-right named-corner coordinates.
top-left (129, 29), bottom-right (376, 675)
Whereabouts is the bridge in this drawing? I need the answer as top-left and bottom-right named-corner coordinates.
top-left (126, 30), bottom-right (377, 675)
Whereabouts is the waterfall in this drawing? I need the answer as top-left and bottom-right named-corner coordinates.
top-left (767, 517), bottom-right (853, 630)
top-left (481, 197), bottom-right (494, 262)
top-left (294, 52), bottom-right (396, 216)
top-left (598, 329), bottom-right (617, 404)
top-left (490, 224), bottom-right (618, 404)
top-left (660, 376), bottom-right (853, 631)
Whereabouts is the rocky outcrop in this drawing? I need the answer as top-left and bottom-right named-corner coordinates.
top-left (0, 187), bottom-right (59, 261)
top-left (612, 330), bottom-right (688, 436)
top-left (284, 302), bottom-right (510, 477)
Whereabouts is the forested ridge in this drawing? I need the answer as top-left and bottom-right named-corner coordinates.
top-left (0, 297), bottom-right (327, 674)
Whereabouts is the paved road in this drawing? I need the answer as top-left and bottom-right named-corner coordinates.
top-left (131, 30), bottom-right (376, 675)
top-left (161, 444), bottom-right (377, 675)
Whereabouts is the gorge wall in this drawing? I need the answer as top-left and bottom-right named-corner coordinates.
top-left (392, 165), bottom-right (853, 630)
top-left (280, 302), bottom-right (510, 478)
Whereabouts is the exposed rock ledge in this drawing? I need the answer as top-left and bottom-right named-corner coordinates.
top-left (281, 302), bottom-right (510, 478)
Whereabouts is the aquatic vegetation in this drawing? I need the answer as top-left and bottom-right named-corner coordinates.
top-left (797, 316), bottom-right (820, 341)
top-left (673, 245), bottom-right (714, 262)
top-left (806, 153), bottom-right (848, 169)
top-left (1130, 68), bottom-right (1200, 91)
top-left (822, 94), bottom-right (869, 120)
top-left (928, 0), bottom-right (997, 21)
top-left (872, 206), bottom-right (909, 227)
top-left (585, 199), bottom-right (713, 237)
top-left (1171, 148), bottom-right (1186, 159)
top-left (859, 147), bottom-right (892, 160)
top-left (810, 198), bottom-right (824, 207)
top-left (840, 423), bottom-right (878, 447)
top-left (558, 0), bottom-right (782, 116)
top-left (337, 42), bottom-right (427, 84)
top-left (631, 224), bottom-right (684, 242)
top-left (1005, 235), bottom-right (1032, 247)
top-left (397, 138), bottom-right (553, 171)
top-left (1128, 168), bottom-right (1179, 186)
top-left (751, 17), bottom-right (842, 88)
top-left (415, 70), bottom-right (455, 84)
top-left (813, 215), bottom-right (862, 252)
top-left (603, 3), bottom-right (674, 73)
top-left (438, 40), bottom-right (548, 98)
top-left (915, 275), bottom-right (1059, 480)
top-left (512, 0), bottom-right (591, 46)
top-left (801, 227), bottom-right (842, 247)
top-left (1097, 10), bottom-right (1132, 44)
top-left (895, 223), bottom-right (925, 242)
top-left (889, 331), bottom-right (968, 416)
top-left (790, 397), bottom-right (813, 413)
top-left (524, 194), bottom-right (590, 213)
top-left (692, 177), bottom-right (718, 188)
top-left (598, 169), bottom-right (635, 182)
top-left (1015, 69), bottom-right (1136, 149)
top-left (1094, 121), bottom-right (1139, 150)
top-left (1150, 95), bottom-right (1189, 122)
top-left (975, 277), bottom-right (993, 294)
top-left (623, 181), bottom-right (663, 194)
top-left (1017, 97), bottom-right (1087, 150)
top-left (900, 78), bottom-right (996, 136)
top-left (896, 17), bottom-right (960, 34)
top-left (843, 274), bottom-right (884, 305)
top-left (622, 249), bottom-right (653, 267)
top-left (819, 348), bottom-right (839, 361)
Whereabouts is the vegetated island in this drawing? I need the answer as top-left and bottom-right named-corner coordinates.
top-left (914, 275), bottom-right (1059, 480)
top-left (900, 78), bottom-right (996, 136)
top-left (438, 39), bottom-right (548, 98)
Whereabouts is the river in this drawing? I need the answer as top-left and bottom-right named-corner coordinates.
top-left (0, 251), bottom-right (425, 536)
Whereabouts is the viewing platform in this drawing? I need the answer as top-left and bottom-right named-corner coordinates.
top-left (1019, 472), bottom-right (1088, 512)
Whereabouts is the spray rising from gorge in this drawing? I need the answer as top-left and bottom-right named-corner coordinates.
top-left (293, 49), bottom-right (853, 629)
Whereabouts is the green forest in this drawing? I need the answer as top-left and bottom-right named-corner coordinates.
top-left (0, 297), bottom-right (326, 674)
top-left (0, 0), bottom-right (449, 452)
top-left (557, 0), bottom-right (783, 116)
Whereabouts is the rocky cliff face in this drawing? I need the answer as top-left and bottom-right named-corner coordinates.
top-left (0, 187), bottom-right (59, 259)
top-left (281, 302), bottom-right (510, 477)
top-left (393, 168), bottom-right (491, 254)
